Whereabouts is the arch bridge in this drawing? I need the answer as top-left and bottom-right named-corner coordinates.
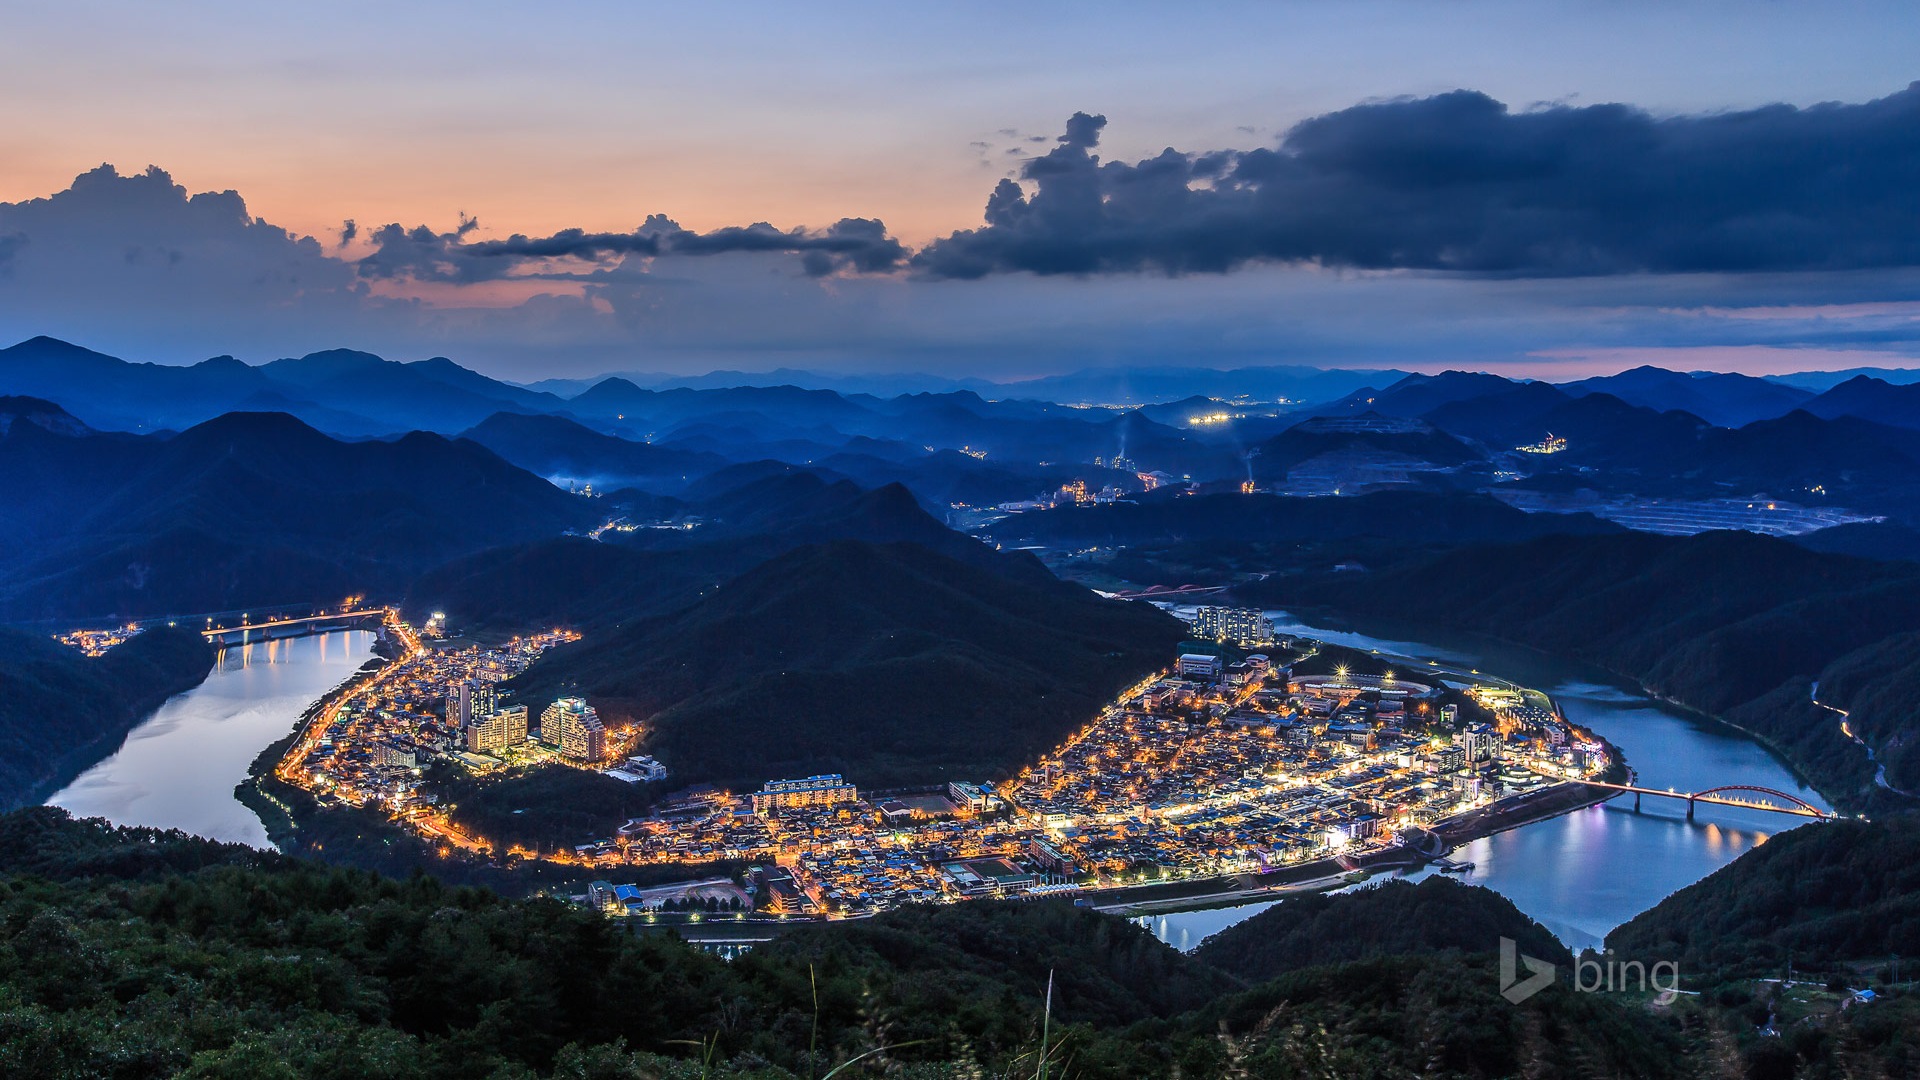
top-left (1571, 777), bottom-right (1834, 819)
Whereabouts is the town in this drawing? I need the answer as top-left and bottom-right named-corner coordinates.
top-left (263, 604), bottom-right (1611, 921)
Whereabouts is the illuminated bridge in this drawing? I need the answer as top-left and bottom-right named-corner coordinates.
top-left (1571, 778), bottom-right (1835, 820)
top-left (201, 608), bottom-right (386, 647)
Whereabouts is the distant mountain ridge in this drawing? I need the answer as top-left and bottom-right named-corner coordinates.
top-left (0, 409), bottom-right (593, 619)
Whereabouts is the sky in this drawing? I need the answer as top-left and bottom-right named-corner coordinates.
top-left (2, 1), bottom-right (1919, 382)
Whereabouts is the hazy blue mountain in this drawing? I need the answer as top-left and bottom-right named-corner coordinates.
top-left (0, 394), bottom-right (93, 437)
top-left (0, 410), bottom-right (592, 619)
top-left (988, 364), bottom-right (1406, 405)
top-left (1559, 365), bottom-right (1814, 426)
top-left (1767, 366), bottom-right (1920, 391)
top-left (0, 336), bottom-right (279, 431)
top-left (457, 412), bottom-right (726, 493)
top-left (1803, 374), bottom-right (1920, 429)
top-left (254, 349), bottom-right (567, 433)
top-left (0, 337), bottom-right (566, 436)
top-left (533, 363), bottom-right (1403, 404)
top-left (1315, 371), bottom-right (1523, 419)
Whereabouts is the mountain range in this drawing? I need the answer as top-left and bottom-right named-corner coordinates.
top-left (0, 403), bottom-right (593, 620)
top-left (19, 335), bottom-right (1920, 526)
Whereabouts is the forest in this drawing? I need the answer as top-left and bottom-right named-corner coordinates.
top-left (1, 808), bottom-right (1915, 1079)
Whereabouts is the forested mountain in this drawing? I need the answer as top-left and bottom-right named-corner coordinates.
top-left (0, 626), bottom-right (213, 809)
top-left (9, 809), bottom-right (1918, 1078)
top-left (0, 809), bottom-right (1733, 1079)
top-left (0, 410), bottom-right (592, 620)
top-left (512, 539), bottom-right (1185, 788)
top-left (1610, 816), bottom-right (1920, 975)
top-left (1192, 876), bottom-right (1569, 980)
top-left (1238, 530), bottom-right (1920, 809)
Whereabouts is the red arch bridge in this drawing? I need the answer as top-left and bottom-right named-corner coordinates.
top-left (1570, 778), bottom-right (1835, 819)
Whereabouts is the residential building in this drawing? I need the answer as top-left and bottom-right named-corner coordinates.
top-left (466, 704), bottom-right (529, 754)
top-left (543, 697), bottom-right (607, 762)
top-left (751, 774), bottom-right (859, 814)
top-left (1192, 606), bottom-right (1275, 647)
top-left (444, 680), bottom-right (472, 729)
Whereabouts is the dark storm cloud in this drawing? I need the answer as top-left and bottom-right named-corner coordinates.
top-left (356, 212), bottom-right (907, 282)
top-left (914, 85), bottom-right (1920, 279)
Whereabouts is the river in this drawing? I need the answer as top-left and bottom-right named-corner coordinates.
top-left (48, 630), bottom-right (376, 847)
top-left (43, 618), bottom-right (1825, 951)
top-left (1137, 609), bottom-right (1832, 952)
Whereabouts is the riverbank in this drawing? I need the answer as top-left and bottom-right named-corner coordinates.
top-left (12, 626), bottom-right (217, 812)
top-left (1089, 778), bottom-right (1617, 919)
top-left (234, 652), bottom-right (388, 847)
top-left (1254, 600), bottom-right (1885, 815)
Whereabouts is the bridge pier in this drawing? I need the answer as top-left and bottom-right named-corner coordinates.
top-left (1633, 791), bottom-right (1641, 813)
top-left (1686, 798), bottom-right (1696, 822)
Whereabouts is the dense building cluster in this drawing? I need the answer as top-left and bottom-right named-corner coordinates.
top-left (278, 615), bottom-right (1605, 921)
top-left (283, 627), bottom-right (590, 813)
top-left (53, 624), bottom-right (140, 656)
top-left (582, 650), bottom-right (1608, 918)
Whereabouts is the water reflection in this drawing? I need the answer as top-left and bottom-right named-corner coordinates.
top-left (1142, 612), bottom-right (1828, 951)
top-left (48, 630), bottom-right (375, 846)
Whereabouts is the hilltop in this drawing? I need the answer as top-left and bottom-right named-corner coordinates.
top-left (512, 539), bottom-right (1185, 789)
top-left (1192, 875), bottom-right (1569, 981)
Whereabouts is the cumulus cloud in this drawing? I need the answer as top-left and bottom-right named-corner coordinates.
top-left (915, 84), bottom-right (1920, 279)
top-left (355, 212), bottom-right (907, 283)
top-left (0, 164), bottom-right (357, 308)
top-left (6, 84), bottom-right (1920, 379)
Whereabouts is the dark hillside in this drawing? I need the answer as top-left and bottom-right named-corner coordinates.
top-left (0, 411), bottom-right (591, 619)
top-left (1192, 876), bottom-right (1568, 982)
top-left (1610, 816), bottom-right (1920, 975)
top-left (0, 626), bottom-right (215, 809)
top-left (514, 539), bottom-right (1185, 788)
top-left (1239, 530), bottom-right (1920, 807)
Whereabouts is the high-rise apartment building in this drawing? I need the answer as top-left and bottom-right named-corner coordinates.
top-left (542, 697), bottom-right (607, 762)
top-left (1191, 606), bottom-right (1275, 647)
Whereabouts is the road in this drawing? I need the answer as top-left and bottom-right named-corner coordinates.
top-left (1811, 681), bottom-right (1915, 798)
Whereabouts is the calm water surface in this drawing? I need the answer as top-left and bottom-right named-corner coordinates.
top-left (42, 619), bottom-right (1825, 947)
top-left (1139, 611), bottom-right (1829, 952)
top-left (48, 630), bottom-right (375, 846)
